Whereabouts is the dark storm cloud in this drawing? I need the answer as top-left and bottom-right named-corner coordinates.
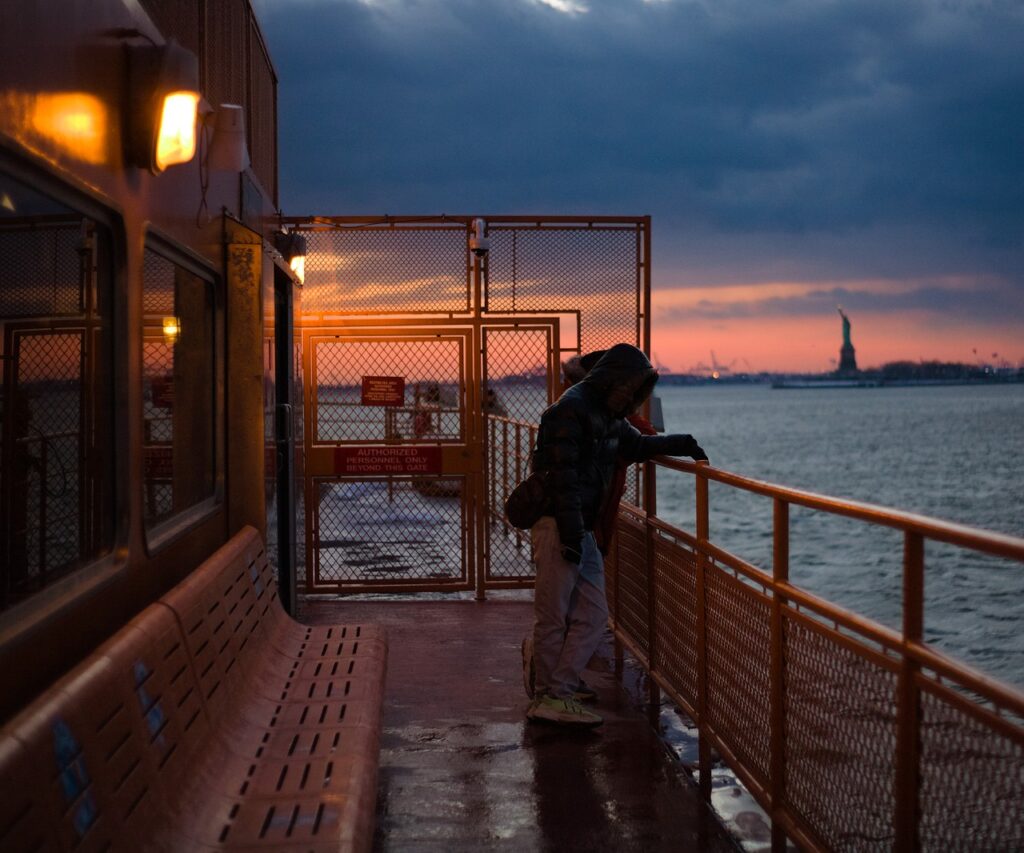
top-left (253, 0), bottom-right (1024, 284)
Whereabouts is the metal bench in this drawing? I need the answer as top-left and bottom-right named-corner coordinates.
top-left (0, 526), bottom-right (387, 852)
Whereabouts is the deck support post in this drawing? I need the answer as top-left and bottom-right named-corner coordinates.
top-left (894, 531), bottom-right (924, 851)
top-left (695, 463), bottom-right (711, 800)
top-left (770, 498), bottom-right (789, 853)
top-left (644, 460), bottom-right (660, 728)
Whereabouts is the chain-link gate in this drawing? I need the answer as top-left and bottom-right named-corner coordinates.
top-left (285, 215), bottom-right (650, 595)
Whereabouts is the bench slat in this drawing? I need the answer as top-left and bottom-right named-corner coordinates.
top-left (0, 526), bottom-right (386, 853)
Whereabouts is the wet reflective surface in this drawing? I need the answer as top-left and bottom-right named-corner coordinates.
top-left (300, 600), bottom-right (736, 851)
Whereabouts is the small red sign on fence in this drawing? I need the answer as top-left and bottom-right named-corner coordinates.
top-left (151, 374), bottom-right (174, 408)
top-left (361, 375), bottom-right (405, 406)
top-left (334, 445), bottom-right (442, 475)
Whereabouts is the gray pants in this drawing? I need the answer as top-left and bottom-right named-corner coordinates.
top-left (530, 517), bottom-right (608, 700)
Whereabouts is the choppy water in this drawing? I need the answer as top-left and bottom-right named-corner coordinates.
top-left (655, 382), bottom-right (1024, 687)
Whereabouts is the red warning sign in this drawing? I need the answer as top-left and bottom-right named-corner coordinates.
top-left (360, 375), bottom-right (405, 406)
top-left (334, 445), bottom-right (442, 475)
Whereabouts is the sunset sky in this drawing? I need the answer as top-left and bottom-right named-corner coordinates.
top-left (253, 0), bottom-right (1023, 373)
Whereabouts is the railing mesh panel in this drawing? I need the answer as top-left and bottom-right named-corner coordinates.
top-left (483, 327), bottom-right (549, 581)
top-left (918, 680), bottom-right (1024, 850)
top-left (302, 228), bottom-right (469, 315)
top-left (142, 340), bottom-right (174, 518)
top-left (0, 222), bottom-right (82, 317)
top-left (487, 226), bottom-right (640, 353)
top-left (485, 417), bottom-right (537, 581)
top-left (652, 534), bottom-right (699, 711)
top-left (314, 478), bottom-right (466, 586)
top-left (783, 613), bottom-right (898, 850)
top-left (483, 328), bottom-right (550, 425)
top-left (314, 339), bottom-right (463, 443)
top-left (142, 248), bottom-right (175, 315)
top-left (705, 566), bottom-right (772, 786)
top-left (614, 513), bottom-right (651, 662)
top-left (12, 332), bottom-right (83, 584)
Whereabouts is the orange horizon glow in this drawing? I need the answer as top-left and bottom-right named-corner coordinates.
top-left (651, 310), bottom-right (1024, 374)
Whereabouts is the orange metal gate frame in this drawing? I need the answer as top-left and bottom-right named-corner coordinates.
top-left (300, 316), bottom-right (561, 596)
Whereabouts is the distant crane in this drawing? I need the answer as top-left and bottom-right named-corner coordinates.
top-left (689, 351), bottom-right (738, 379)
top-left (651, 352), bottom-right (673, 373)
top-left (709, 351), bottom-right (737, 380)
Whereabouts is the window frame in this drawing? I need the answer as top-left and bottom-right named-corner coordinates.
top-left (0, 153), bottom-right (127, 640)
top-left (141, 230), bottom-right (225, 554)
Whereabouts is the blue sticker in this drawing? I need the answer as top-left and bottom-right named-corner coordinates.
top-left (52, 719), bottom-right (96, 836)
top-left (133, 660), bottom-right (166, 744)
top-left (250, 562), bottom-right (265, 596)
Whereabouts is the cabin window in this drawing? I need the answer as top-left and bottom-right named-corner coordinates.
top-left (142, 244), bottom-right (216, 532)
top-left (0, 170), bottom-right (115, 613)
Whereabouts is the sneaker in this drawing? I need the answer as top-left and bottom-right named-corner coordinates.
top-left (526, 695), bottom-right (603, 727)
top-left (521, 636), bottom-right (536, 699)
top-left (573, 679), bottom-right (597, 703)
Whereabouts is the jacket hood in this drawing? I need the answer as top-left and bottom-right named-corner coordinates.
top-left (581, 343), bottom-right (658, 417)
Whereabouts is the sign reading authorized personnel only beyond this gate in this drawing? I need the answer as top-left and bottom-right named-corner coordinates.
top-left (334, 445), bottom-right (442, 475)
top-left (360, 375), bottom-right (405, 406)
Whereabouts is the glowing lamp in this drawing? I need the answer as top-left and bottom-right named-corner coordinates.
top-left (155, 91), bottom-right (200, 170)
top-left (274, 232), bottom-right (307, 284)
top-left (31, 93), bottom-right (108, 165)
top-left (128, 39), bottom-right (200, 174)
top-left (162, 316), bottom-right (181, 342)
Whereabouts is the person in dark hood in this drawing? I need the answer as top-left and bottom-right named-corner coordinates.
top-left (523, 343), bottom-right (707, 726)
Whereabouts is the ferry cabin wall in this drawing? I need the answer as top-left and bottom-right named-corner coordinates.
top-left (0, 0), bottom-right (277, 721)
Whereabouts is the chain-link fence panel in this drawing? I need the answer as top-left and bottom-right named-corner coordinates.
top-left (314, 338), bottom-right (464, 444)
top-left (288, 216), bottom-right (648, 594)
top-left (918, 677), bottom-right (1024, 850)
top-left (705, 565), bottom-right (772, 789)
top-left (783, 612), bottom-right (899, 850)
top-left (6, 332), bottom-right (83, 598)
top-left (142, 250), bottom-right (175, 316)
top-left (314, 477), bottom-right (467, 588)
top-left (0, 220), bottom-right (83, 317)
top-left (302, 227), bottom-right (469, 316)
top-left (142, 338), bottom-right (175, 520)
top-left (483, 327), bottom-right (551, 581)
top-left (486, 225), bottom-right (642, 354)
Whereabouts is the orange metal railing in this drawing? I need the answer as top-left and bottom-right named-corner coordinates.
top-left (606, 457), bottom-right (1024, 851)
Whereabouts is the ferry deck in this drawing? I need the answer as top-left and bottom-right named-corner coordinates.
top-left (1, 2), bottom-right (1023, 851)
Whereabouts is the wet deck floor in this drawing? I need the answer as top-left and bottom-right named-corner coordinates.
top-left (300, 599), bottom-right (737, 852)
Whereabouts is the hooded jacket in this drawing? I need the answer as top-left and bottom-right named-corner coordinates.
top-left (532, 344), bottom-right (705, 552)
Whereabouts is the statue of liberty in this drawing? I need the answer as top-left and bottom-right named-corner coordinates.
top-left (837, 306), bottom-right (858, 374)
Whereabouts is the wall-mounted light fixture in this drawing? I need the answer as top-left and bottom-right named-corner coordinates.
top-left (274, 231), bottom-right (307, 284)
top-left (127, 39), bottom-right (200, 174)
top-left (207, 103), bottom-right (250, 173)
top-left (162, 316), bottom-right (181, 342)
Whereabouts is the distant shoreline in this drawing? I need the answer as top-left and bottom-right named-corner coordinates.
top-left (656, 373), bottom-right (1023, 388)
top-left (768, 378), bottom-right (1024, 389)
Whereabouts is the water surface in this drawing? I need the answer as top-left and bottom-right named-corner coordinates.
top-left (655, 383), bottom-right (1024, 686)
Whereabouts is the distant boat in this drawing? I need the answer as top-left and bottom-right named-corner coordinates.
top-left (772, 378), bottom-right (880, 389)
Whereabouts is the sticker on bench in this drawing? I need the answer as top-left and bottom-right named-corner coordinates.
top-left (134, 661), bottom-right (168, 747)
top-left (250, 561), bottom-right (264, 597)
top-left (52, 718), bottom-right (97, 837)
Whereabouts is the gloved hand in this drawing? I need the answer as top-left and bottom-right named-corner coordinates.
top-left (689, 443), bottom-right (709, 463)
top-left (682, 435), bottom-right (709, 462)
top-left (561, 542), bottom-right (583, 565)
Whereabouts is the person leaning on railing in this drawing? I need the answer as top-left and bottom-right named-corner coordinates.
top-left (522, 343), bottom-right (708, 727)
